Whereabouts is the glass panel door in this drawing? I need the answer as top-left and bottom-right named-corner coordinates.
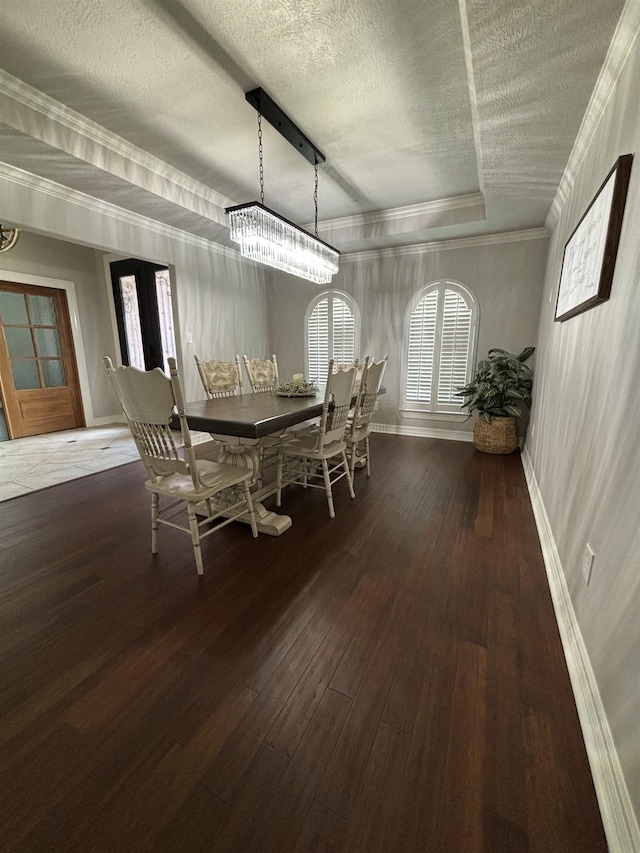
top-left (155, 268), bottom-right (176, 373)
top-left (1, 292), bottom-right (68, 391)
top-left (110, 259), bottom-right (176, 372)
top-left (118, 275), bottom-right (145, 370)
top-left (0, 282), bottom-right (84, 438)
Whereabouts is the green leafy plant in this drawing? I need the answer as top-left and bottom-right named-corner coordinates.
top-left (455, 347), bottom-right (535, 422)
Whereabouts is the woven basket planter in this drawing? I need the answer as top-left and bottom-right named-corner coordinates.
top-left (473, 416), bottom-right (519, 454)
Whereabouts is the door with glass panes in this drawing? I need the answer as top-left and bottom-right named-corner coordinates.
top-left (109, 259), bottom-right (176, 372)
top-left (0, 282), bottom-right (84, 438)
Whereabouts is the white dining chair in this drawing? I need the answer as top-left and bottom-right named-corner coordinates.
top-left (242, 354), bottom-right (279, 393)
top-left (194, 354), bottom-right (243, 398)
top-left (275, 360), bottom-right (356, 519)
top-left (335, 358), bottom-right (362, 378)
top-left (104, 356), bottom-right (258, 576)
top-left (241, 353), bottom-right (285, 485)
top-left (346, 355), bottom-right (388, 478)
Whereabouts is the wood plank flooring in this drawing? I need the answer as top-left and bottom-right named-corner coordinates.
top-left (0, 435), bottom-right (607, 852)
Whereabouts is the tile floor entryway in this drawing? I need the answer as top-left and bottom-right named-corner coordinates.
top-left (0, 424), bottom-right (212, 502)
top-left (0, 425), bottom-right (141, 501)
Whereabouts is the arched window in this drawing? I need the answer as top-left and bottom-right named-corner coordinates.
top-left (402, 280), bottom-right (479, 413)
top-left (305, 290), bottom-right (360, 383)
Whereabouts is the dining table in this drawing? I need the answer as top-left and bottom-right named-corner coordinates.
top-left (182, 386), bottom-right (383, 536)
top-left (183, 388), bottom-right (332, 536)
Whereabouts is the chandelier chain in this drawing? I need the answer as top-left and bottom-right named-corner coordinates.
top-left (314, 162), bottom-right (319, 237)
top-left (258, 112), bottom-right (264, 205)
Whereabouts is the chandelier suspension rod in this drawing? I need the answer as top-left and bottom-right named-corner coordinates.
top-left (258, 111), bottom-right (265, 206)
top-left (314, 162), bottom-right (319, 238)
top-left (245, 88), bottom-right (325, 166)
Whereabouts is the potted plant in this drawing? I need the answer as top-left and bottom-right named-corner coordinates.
top-left (455, 346), bottom-right (535, 454)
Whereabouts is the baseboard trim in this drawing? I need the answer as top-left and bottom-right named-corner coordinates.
top-left (521, 446), bottom-right (640, 853)
top-left (370, 423), bottom-right (473, 442)
top-left (89, 415), bottom-right (126, 426)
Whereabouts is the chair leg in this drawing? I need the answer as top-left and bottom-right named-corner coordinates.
top-left (349, 441), bottom-right (357, 479)
top-left (276, 453), bottom-right (283, 507)
top-left (242, 480), bottom-right (258, 538)
top-left (322, 458), bottom-right (335, 518)
top-left (365, 436), bottom-right (371, 477)
top-left (342, 451), bottom-right (356, 499)
top-left (187, 503), bottom-right (204, 576)
top-left (151, 492), bottom-right (159, 554)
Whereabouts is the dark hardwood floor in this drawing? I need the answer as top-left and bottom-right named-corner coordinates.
top-left (0, 435), bottom-right (606, 852)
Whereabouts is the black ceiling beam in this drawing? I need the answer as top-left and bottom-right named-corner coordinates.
top-left (245, 87), bottom-right (325, 166)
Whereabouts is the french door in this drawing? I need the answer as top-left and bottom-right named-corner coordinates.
top-left (110, 259), bottom-right (176, 372)
top-left (0, 281), bottom-right (84, 438)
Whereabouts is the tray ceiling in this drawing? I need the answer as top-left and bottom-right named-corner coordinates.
top-left (0, 0), bottom-right (626, 253)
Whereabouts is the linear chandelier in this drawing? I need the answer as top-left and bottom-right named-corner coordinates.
top-left (226, 88), bottom-right (339, 284)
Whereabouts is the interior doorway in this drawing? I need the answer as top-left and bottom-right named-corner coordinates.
top-left (109, 258), bottom-right (176, 372)
top-left (0, 281), bottom-right (85, 439)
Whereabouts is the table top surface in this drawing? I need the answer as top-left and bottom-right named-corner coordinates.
top-left (184, 389), bottom-right (330, 439)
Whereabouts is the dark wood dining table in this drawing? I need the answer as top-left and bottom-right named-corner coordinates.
top-left (184, 389), bottom-right (332, 440)
top-left (183, 389), bottom-right (331, 536)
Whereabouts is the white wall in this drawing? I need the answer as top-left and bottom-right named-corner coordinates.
top-left (527, 23), bottom-right (640, 825)
top-left (268, 233), bottom-right (547, 437)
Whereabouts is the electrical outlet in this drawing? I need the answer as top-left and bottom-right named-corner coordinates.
top-left (186, 331), bottom-right (193, 344)
top-left (373, 402), bottom-right (379, 411)
top-left (582, 544), bottom-right (595, 585)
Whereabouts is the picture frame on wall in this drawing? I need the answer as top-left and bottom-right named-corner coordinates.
top-left (555, 153), bottom-right (633, 322)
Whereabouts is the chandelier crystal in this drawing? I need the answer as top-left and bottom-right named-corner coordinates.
top-left (227, 88), bottom-right (339, 284)
top-left (226, 202), bottom-right (339, 285)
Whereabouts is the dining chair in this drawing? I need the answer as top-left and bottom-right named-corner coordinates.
top-left (194, 354), bottom-right (243, 398)
top-left (346, 355), bottom-right (388, 478)
top-left (242, 354), bottom-right (279, 393)
top-left (241, 353), bottom-right (283, 485)
top-left (275, 360), bottom-right (356, 518)
top-left (335, 358), bottom-right (361, 375)
top-left (104, 356), bottom-right (257, 576)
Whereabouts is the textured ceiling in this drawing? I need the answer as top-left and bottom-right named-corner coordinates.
top-left (0, 0), bottom-right (626, 253)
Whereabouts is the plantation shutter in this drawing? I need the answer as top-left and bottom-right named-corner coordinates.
top-left (406, 289), bottom-right (439, 403)
top-left (306, 293), bottom-right (356, 383)
top-left (331, 296), bottom-right (355, 365)
top-left (436, 288), bottom-right (472, 406)
top-left (403, 281), bottom-right (477, 413)
top-left (307, 297), bottom-right (329, 383)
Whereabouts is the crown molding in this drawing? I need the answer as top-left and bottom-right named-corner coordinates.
top-left (1, 159), bottom-right (548, 268)
top-left (0, 161), bottom-right (242, 261)
top-left (341, 227), bottom-right (548, 262)
top-left (457, 0), bottom-right (485, 196)
top-left (546, 0), bottom-right (640, 229)
top-left (309, 192), bottom-right (486, 242)
top-left (313, 193), bottom-right (484, 230)
top-left (0, 69), bottom-right (234, 218)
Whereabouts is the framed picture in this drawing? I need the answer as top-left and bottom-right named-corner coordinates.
top-left (555, 153), bottom-right (633, 322)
